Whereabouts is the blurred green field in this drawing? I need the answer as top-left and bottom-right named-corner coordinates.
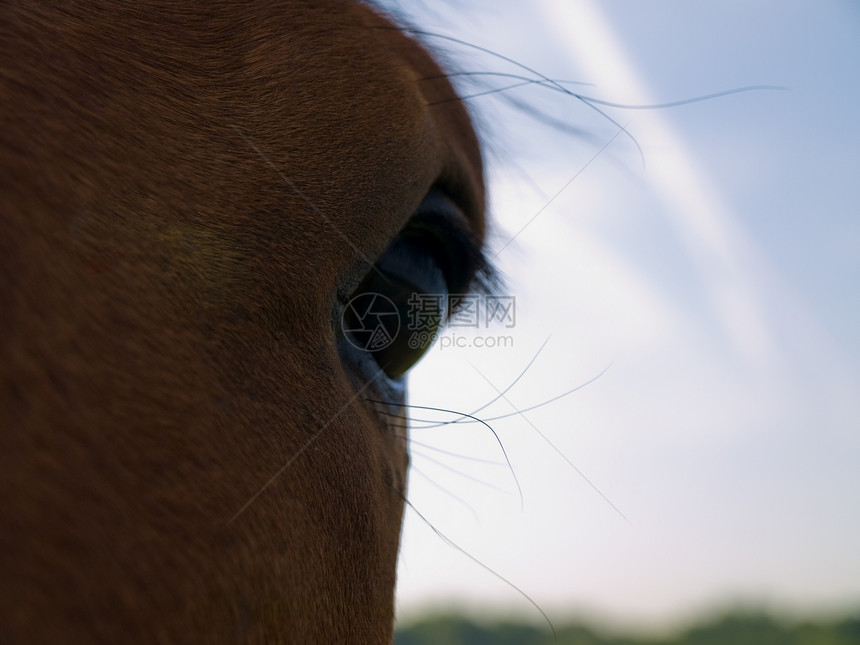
top-left (395, 610), bottom-right (860, 645)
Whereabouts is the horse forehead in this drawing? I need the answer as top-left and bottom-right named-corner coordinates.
top-left (4, 1), bottom-right (484, 292)
top-left (10, 1), bottom-right (482, 211)
top-left (214, 2), bottom-right (486, 283)
top-left (240, 3), bottom-right (484, 226)
top-left (259, 18), bottom-right (444, 209)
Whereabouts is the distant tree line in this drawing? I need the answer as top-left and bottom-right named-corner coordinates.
top-left (395, 610), bottom-right (860, 645)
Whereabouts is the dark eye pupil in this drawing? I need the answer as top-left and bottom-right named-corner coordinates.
top-left (341, 239), bottom-right (447, 378)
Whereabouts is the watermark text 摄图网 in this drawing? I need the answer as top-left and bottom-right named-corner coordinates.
top-left (407, 293), bottom-right (516, 331)
top-left (406, 294), bottom-right (516, 351)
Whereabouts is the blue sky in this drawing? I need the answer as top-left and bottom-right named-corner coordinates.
top-left (378, 0), bottom-right (860, 629)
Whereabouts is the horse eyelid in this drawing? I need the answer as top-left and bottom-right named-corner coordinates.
top-left (404, 198), bottom-right (499, 297)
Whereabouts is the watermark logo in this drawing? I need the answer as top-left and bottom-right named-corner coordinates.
top-left (341, 292), bottom-right (400, 351)
top-left (342, 292), bottom-right (516, 352)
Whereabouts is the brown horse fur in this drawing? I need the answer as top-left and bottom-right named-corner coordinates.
top-left (0, 1), bottom-right (486, 642)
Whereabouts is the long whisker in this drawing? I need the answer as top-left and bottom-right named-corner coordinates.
top-left (396, 338), bottom-right (551, 430)
top-left (424, 70), bottom-right (594, 88)
top-left (399, 27), bottom-right (644, 165)
top-left (468, 336), bottom-right (551, 418)
top-left (432, 79), bottom-right (550, 102)
top-left (409, 360), bottom-right (611, 429)
top-left (469, 363), bottom-right (629, 524)
top-left (480, 363), bottom-right (612, 422)
top-left (409, 450), bottom-right (513, 495)
top-left (409, 466), bottom-right (480, 524)
top-left (397, 434), bottom-right (509, 467)
top-left (424, 71), bottom-right (786, 109)
top-left (403, 496), bottom-right (557, 642)
top-left (493, 91), bottom-right (600, 141)
top-left (368, 400), bottom-right (524, 510)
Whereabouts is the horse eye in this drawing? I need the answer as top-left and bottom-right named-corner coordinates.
top-left (342, 237), bottom-right (448, 378)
